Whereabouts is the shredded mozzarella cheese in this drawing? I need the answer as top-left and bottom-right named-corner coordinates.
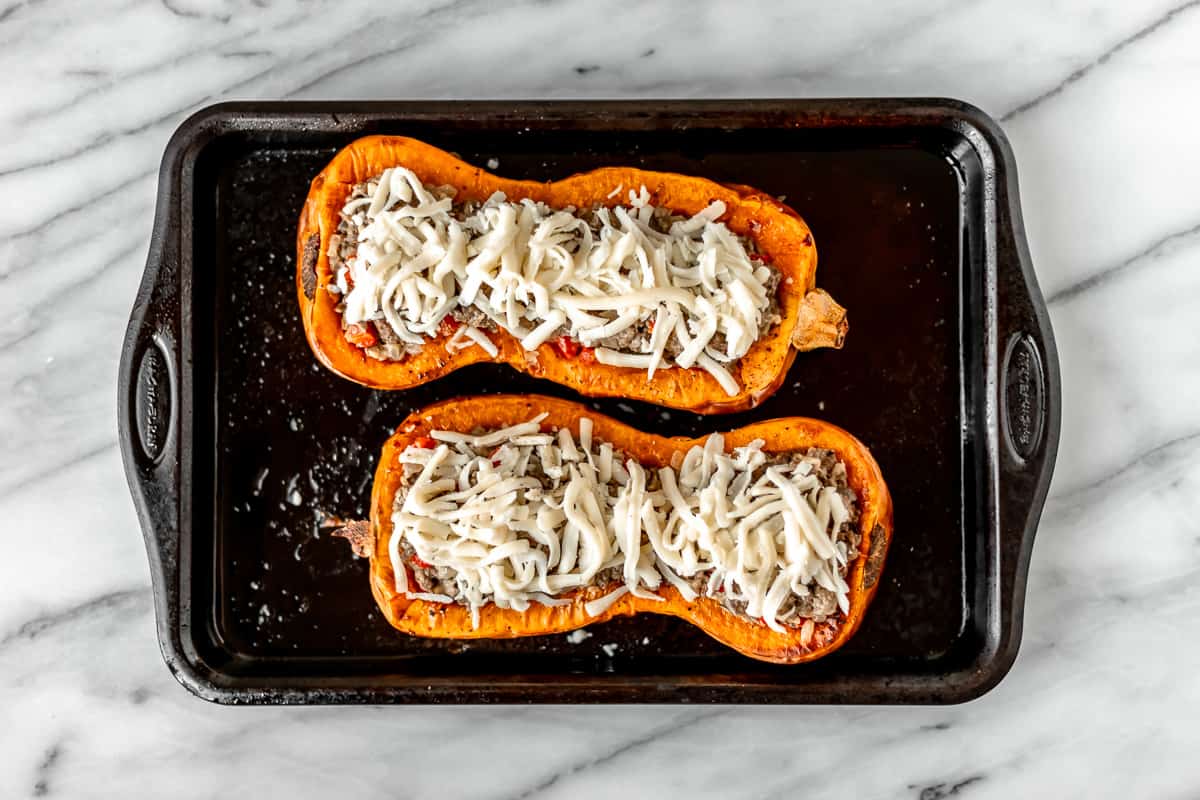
top-left (389, 416), bottom-right (858, 632)
top-left (462, 326), bottom-right (498, 356)
top-left (336, 169), bottom-right (780, 396)
top-left (584, 586), bottom-right (630, 617)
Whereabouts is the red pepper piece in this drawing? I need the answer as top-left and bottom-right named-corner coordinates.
top-left (552, 335), bottom-right (581, 359)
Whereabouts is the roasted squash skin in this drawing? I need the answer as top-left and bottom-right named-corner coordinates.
top-left (297, 136), bottom-right (847, 414)
top-left (360, 395), bottom-right (892, 665)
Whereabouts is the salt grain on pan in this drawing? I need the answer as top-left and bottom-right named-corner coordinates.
top-left (566, 630), bottom-right (592, 644)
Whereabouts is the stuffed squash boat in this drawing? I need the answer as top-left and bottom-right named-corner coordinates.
top-left (335, 395), bottom-right (892, 664)
top-left (297, 136), bottom-right (847, 414)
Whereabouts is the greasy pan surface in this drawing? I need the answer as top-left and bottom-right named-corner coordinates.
top-left (119, 100), bottom-right (1059, 703)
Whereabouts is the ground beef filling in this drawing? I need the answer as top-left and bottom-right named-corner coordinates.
top-left (681, 448), bottom-right (861, 622)
top-left (395, 435), bottom-right (859, 628)
top-left (329, 180), bottom-right (784, 366)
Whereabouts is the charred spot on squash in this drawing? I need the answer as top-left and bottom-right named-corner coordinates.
top-left (863, 523), bottom-right (887, 589)
top-left (301, 233), bottom-right (320, 300)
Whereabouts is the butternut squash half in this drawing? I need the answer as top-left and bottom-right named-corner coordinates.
top-left (343, 395), bottom-right (892, 665)
top-left (297, 136), bottom-right (847, 414)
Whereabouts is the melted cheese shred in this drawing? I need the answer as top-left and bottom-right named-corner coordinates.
top-left (390, 415), bottom-right (855, 632)
top-left (337, 168), bottom-right (782, 396)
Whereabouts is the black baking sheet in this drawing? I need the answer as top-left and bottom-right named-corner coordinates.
top-left (120, 100), bottom-right (1059, 703)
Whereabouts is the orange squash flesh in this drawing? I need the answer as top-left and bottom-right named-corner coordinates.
top-left (297, 136), bottom-right (847, 414)
top-left (364, 395), bottom-right (892, 664)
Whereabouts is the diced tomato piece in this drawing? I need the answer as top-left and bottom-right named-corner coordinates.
top-left (344, 322), bottom-right (378, 348)
top-left (579, 346), bottom-right (597, 364)
top-left (552, 335), bottom-right (581, 359)
top-left (438, 315), bottom-right (461, 336)
top-left (752, 251), bottom-right (773, 264)
top-left (412, 436), bottom-right (437, 450)
top-left (410, 554), bottom-right (432, 570)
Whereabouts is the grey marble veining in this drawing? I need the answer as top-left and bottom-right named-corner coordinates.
top-left (2, 0), bottom-right (1199, 797)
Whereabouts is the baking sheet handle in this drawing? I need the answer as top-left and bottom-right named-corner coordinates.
top-left (991, 164), bottom-right (1061, 664)
top-left (117, 147), bottom-right (185, 669)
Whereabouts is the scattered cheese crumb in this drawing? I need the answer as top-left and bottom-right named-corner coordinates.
top-left (601, 643), bottom-right (619, 657)
top-left (486, 157), bottom-right (500, 170)
top-left (252, 467), bottom-right (269, 496)
top-left (566, 629), bottom-right (592, 644)
top-left (285, 474), bottom-right (302, 505)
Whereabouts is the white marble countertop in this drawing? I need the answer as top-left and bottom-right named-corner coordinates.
top-left (3, 0), bottom-right (1198, 796)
